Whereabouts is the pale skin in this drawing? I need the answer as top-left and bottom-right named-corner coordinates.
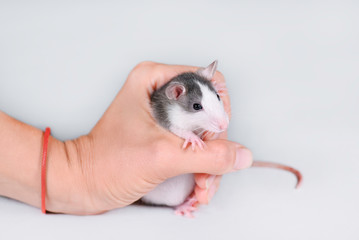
top-left (0, 62), bottom-right (253, 215)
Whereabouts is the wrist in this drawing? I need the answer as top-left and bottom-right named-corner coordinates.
top-left (0, 112), bottom-right (99, 215)
top-left (46, 136), bottom-right (99, 215)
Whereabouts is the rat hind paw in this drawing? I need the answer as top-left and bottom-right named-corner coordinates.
top-left (182, 134), bottom-right (206, 151)
top-left (174, 196), bottom-right (199, 218)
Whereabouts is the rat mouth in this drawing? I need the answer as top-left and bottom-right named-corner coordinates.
top-left (209, 121), bottom-right (227, 133)
top-left (192, 125), bottom-right (226, 138)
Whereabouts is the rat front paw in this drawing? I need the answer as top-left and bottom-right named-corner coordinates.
top-left (182, 134), bottom-right (206, 151)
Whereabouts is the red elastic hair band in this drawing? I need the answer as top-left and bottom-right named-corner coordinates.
top-left (41, 127), bottom-right (51, 214)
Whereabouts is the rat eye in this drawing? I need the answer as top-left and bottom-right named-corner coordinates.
top-left (193, 103), bottom-right (203, 110)
top-left (216, 94), bottom-right (220, 101)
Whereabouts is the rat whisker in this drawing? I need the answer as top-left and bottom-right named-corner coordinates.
top-left (208, 123), bottom-right (221, 133)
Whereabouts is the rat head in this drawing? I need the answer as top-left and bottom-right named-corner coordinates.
top-left (165, 61), bottom-right (229, 133)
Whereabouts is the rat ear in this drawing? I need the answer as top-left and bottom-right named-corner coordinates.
top-left (196, 60), bottom-right (218, 80)
top-left (165, 82), bottom-right (186, 100)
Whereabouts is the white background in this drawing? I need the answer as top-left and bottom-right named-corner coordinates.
top-left (0, 1), bottom-right (358, 239)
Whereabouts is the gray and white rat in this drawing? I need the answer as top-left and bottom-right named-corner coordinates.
top-left (142, 61), bottom-right (302, 217)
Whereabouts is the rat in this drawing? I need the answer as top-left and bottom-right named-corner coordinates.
top-left (141, 61), bottom-right (302, 217)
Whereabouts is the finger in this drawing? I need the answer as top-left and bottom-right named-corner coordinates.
top-left (194, 173), bottom-right (211, 189)
top-left (206, 176), bottom-right (221, 203)
top-left (194, 175), bottom-right (222, 204)
top-left (194, 173), bottom-right (223, 189)
top-left (161, 138), bottom-right (253, 178)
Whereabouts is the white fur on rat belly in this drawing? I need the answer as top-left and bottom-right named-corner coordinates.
top-left (141, 174), bottom-right (195, 206)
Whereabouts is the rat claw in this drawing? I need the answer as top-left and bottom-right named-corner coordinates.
top-left (174, 210), bottom-right (184, 216)
top-left (183, 134), bottom-right (206, 151)
top-left (195, 138), bottom-right (205, 151)
top-left (185, 212), bottom-right (194, 218)
top-left (198, 139), bottom-right (206, 150)
top-left (195, 141), bottom-right (199, 150)
top-left (197, 141), bottom-right (203, 150)
top-left (182, 139), bottom-right (189, 149)
top-left (187, 206), bottom-right (197, 211)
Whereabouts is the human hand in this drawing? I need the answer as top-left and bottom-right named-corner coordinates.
top-left (61, 62), bottom-right (253, 214)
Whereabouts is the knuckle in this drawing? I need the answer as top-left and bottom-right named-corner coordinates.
top-left (212, 142), bottom-right (234, 173)
top-left (131, 61), bottom-right (157, 75)
top-left (135, 61), bottom-right (155, 69)
top-left (127, 61), bottom-right (159, 86)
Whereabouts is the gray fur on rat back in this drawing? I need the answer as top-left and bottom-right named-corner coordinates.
top-left (150, 72), bottom-right (217, 129)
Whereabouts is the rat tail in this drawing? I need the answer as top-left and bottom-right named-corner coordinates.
top-left (252, 161), bottom-right (303, 189)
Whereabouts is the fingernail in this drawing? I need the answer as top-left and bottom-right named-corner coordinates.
top-left (207, 183), bottom-right (217, 202)
top-left (233, 147), bottom-right (253, 170)
top-left (206, 175), bottom-right (216, 190)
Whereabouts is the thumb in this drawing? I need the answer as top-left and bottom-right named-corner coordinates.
top-left (163, 139), bottom-right (253, 178)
